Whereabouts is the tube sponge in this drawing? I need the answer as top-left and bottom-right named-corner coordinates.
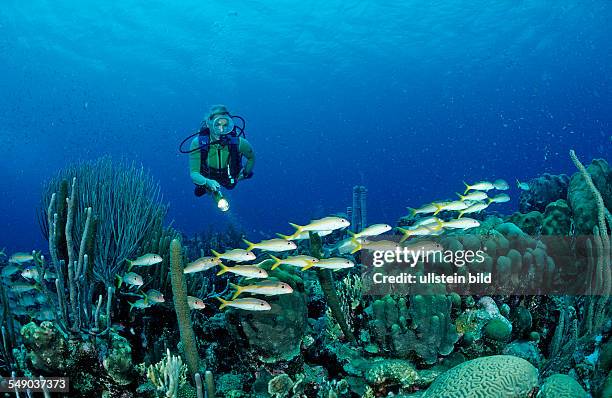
top-left (170, 238), bottom-right (200, 376)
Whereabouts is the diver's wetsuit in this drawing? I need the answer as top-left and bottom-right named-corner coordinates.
top-left (189, 136), bottom-right (255, 196)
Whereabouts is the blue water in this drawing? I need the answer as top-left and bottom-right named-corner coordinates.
top-left (1, 1), bottom-right (610, 252)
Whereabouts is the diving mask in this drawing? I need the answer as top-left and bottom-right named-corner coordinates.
top-left (208, 114), bottom-right (235, 136)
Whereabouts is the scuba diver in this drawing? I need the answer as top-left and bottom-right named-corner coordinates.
top-left (179, 105), bottom-right (255, 211)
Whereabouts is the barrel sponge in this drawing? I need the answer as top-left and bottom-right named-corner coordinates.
top-left (422, 355), bottom-right (538, 398)
top-left (536, 374), bottom-right (588, 398)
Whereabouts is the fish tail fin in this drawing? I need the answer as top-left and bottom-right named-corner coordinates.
top-left (276, 233), bottom-right (292, 240)
top-left (433, 204), bottom-right (443, 216)
top-left (456, 192), bottom-right (465, 200)
top-left (407, 207), bottom-right (417, 216)
top-left (487, 198), bottom-right (494, 205)
top-left (463, 181), bottom-right (470, 194)
top-left (242, 239), bottom-right (255, 251)
top-left (128, 301), bottom-right (135, 313)
top-left (516, 179), bottom-right (521, 188)
top-left (211, 249), bottom-right (222, 258)
top-left (217, 297), bottom-right (229, 310)
top-left (288, 223), bottom-right (302, 238)
top-left (458, 211), bottom-right (465, 219)
top-left (216, 264), bottom-right (229, 276)
top-left (269, 255), bottom-right (281, 270)
top-left (126, 259), bottom-right (133, 271)
top-left (347, 230), bottom-right (361, 241)
top-left (433, 218), bottom-right (445, 231)
top-left (115, 274), bottom-right (123, 289)
top-left (301, 261), bottom-right (316, 271)
top-left (230, 283), bottom-right (243, 300)
top-left (349, 237), bottom-right (362, 254)
top-left (397, 227), bottom-right (410, 243)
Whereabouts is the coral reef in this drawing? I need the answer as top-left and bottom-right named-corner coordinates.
top-left (4, 154), bottom-right (610, 397)
top-left (519, 173), bottom-right (570, 213)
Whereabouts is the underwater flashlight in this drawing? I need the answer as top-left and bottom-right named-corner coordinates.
top-left (213, 190), bottom-right (230, 212)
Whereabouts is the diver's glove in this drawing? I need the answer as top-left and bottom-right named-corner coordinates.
top-left (203, 178), bottom-right (221, 191)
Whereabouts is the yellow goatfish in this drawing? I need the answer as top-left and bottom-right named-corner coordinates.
top-left (216, 264), bottom-right (268, 278)
top-left (412, 217), bottom-right (439, 228)
top-left (184, 256), bottom-right (222, 274)
top-left (433, 200), bottom-right (469, 215)
top-left (516, 179), bottom-right (530, 191)
top-left (277, 230), bottom-right (333, 240)
top-left (211, 249), bottom-right (256, 263)
top-left (328, 237), bottom-right (362, 255)
top-left (269, 255), bottom-right (318, 270)
top-left (407, 203), bottom-right (440, 216)
top-left (288, 217), bottom-right (350, 238)
top-left (493, 179), bottom-right (509, 190)
top-left (230, 281), bottom-right (293, 299)
top-left (434, 218), bottom-right (480, 230)
top-left (349, 224), bottom-right (392, 239)
top-left (458, 202), bottom-right (489, 218)
top-left (242, 238), bottom-right (297, 252)
top-left (488, 194), bottom-right (510, 204)
top-left (217, 297), bottom-right (271, 311)
top-left (304, 257), bottom-right (355, 271)
top-left (126, 253), bottom-right (163, 270)
top-left (9, 252), bottom-right (34, 264)
top-left (464, 181), bottom-right (495, 194)
top-left (350, 238), bottom-right (402, 254)
top-left (396, 225), bottom-right (438, 243)
top-left (456, 191), bottom-right (488, 202)
top-left (187, 296), bottom-right (206, 310)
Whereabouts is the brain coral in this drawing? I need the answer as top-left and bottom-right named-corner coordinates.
top-left (422, 355), bottom-right (538, 398)
top-left (536, 374), bottom-right (588, 398)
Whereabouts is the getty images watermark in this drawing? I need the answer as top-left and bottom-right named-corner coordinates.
top-left (359, 234), bottom-right (603, 296)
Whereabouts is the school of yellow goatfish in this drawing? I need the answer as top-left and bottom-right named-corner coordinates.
top-left (2, 179), bottom-right (511, 313)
